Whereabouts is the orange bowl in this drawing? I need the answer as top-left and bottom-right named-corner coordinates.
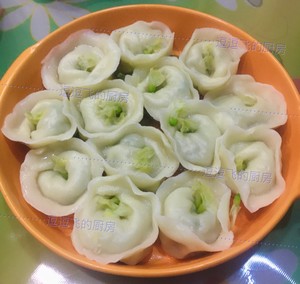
top-left (1, 4), bottom-right (300, 278)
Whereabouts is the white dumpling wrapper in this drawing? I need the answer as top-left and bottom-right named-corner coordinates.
top-left (68, 79), bottom-right (144, 139)
top-left (203, 74), bottom-right (288, 131)
top-left (179, 28), bottom-right (247, 93)
top-left (160, 100), bottom-right (222, 173)
top-left (111, 21), bottom-right (174, 67)
top-left (87, 123), bottom-right (179, 191)
top-left (71, 175), bottom-right (160, 265)
top-left (217, 126), bottom-right (285, 213)
top-left (41, 29), bottom-right (121, 91)
top-left (156, 171), bottom-right (233, 259)
top-left (125, 56), bottom-right (199, 120)
top-left (1, 90), bottom-right (76, 148)
top-left (20, 138), bottom-right (104, 216)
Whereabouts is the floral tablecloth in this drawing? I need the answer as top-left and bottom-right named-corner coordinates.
top-left (1, 1), bottom-right (300, 283)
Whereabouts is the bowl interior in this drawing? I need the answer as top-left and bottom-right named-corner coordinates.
top-left (1, 4), bottom-right (300, 277)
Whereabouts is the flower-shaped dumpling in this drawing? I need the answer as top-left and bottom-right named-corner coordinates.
top-left (217, 126), bottom-right (285, 212)
top-left (179, 28), bottom-right (247, 93)
top-left (156, 171), bottom-right (234, 259)
top-left (41, 29), bottom-right (121, 91)
top-left (125, 56), bottom-right (199, 120)
top-left (1, 89), bottom-right (76, 147)
top-left (87, 123), bottom-right (179, 191)
top-left (203, 74), bottom-right (288, 131)
top-left (71, 175), bottom-right (160, 265)
top-left (68, 79), bottom-right (144, 138)
top-left (160, 100), bottom-right (222, 173)
top-left (111, 21), bottom-right (174, 67)
top-left (20, 138), bottom-right (104, 216)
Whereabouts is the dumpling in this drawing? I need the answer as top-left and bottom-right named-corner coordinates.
top-left (41, 29), bottom-right (121, 92)
top-left (125, 56), bottom-right (199, 120)
top-left (71, 175), bottom-right (160, 265)
top-left (179, 28), bottom-right (247, 93)
top-left (217, 126), bottom-right (285, 213)
top-left (1, 89), bottom-right (76, 147)
top-left (87, 123), bottom-right (179, 191)
top-left (111, 21), bottom-right (174, 67)
top-left (203, 74), bottom-right (288, 131)
top-left (159, 100), bottom-right (222, 173)
top-left (156, 171), bottom-right (233, 259)
top-left (20, 138), bottom-right (104, 216)
top-left (68, 79), bottom-right (144, 139)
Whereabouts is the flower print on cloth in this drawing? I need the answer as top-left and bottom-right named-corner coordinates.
top-left (0, 0), bottom-right (90, 41)
top-left (216, 0), bottom-right (262, 10)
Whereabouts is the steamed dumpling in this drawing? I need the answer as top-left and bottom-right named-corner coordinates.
top-left (87, 123), bottom-right (179, 191)
top-left (160, 100), bottom-right (222, 173)
top-left (111, 21), bottom-right (174, 67)
top-left (1, 90), bottom-right (76, 147)
top-left (125, 56), bottom-right (199, 120)
top-left (203, 74), bottom-right (288, 131)
top-left (156, 171), bottom-right (233, 259)
top-left (68, 79), bottom-right (144, 138)
top-left (179, 28), bottom-right (247, 93)
top-left (20, 138), bottom-right (104, 216)
top-left (41, 29), bottom-right (121, 91)
top-left (217, 126), bottom-right (285, 212)
top-left (71, 175), bottom-right (160, 265)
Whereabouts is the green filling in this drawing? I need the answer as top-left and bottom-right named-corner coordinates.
top-left (233, 193), bottom-right (241, 206)
top-left (143, 38), bottom-right (162, 54)
top-left (146, 68), bottom-right (166, 93)
top-left (51, 154), bottom-right (68, 180)
top-left (25, 111), bottom-right (43, 130)
top-left (97, 101), bottom-right (127, 125)
top-left (76, 54), bottom-right (97, 72)
top-left (113, 61), bottom-right (133, 80)
top-left (115, 72), bottom-right (126, 80)
top-left (202, 44), bottom-right (215, 76)
top-left (192, 182), bottom-right (215, 214)
top-left (235, 156), bottom-right (247, 172)
top-left (132, 146), bottom-right (156, 173)
top-left (242, 94), bottom-right (257, 107)
top-left (168, 117), bottom-right (178, 127)
top-left (168, 107), bottom-right (198, 134)
top-left (230, 193), bottom-right (241, 227)
top-left (96, 195), bottom-right (131, 219)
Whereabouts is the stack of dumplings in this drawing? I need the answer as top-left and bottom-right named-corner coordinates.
top-left (1, 20), bottom-right (287, 265)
